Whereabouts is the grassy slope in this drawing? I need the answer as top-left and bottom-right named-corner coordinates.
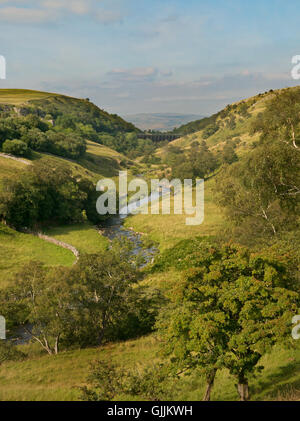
top-left (124, 178), bottom-right (224, 250)
top-left (0, 127), bottom-right (128, 283)
top-left (0, 89), bottom-right (59, 105)
top-left (157, 89), bottom-right (273, 160)
top-left (0, 224), bottom-right (75, 288)
top-left (44, 223), bottom-right (108, 255)
top-left (29, 140), bottom-right (128, 183)
top-left (136, 92), bottom-right (276, 250)
top-left (0, 336), bottom-right (298, 401)
top-left (0, 156), bottom-right (25, 184)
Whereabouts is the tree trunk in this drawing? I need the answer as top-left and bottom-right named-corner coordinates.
top-left (203, 369), bottom-right (217, 401)
top-left (54, 334), bottom-right (60, 355)
top-left (237, 376), bottom-right (249, 401)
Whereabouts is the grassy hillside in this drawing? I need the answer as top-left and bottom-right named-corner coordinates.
top-left (162, 88), bottom-right (280, 158)
top-left (29, 140), bottom-right (131, 182)
top-left (44, 223), bottom-right (108, 255)
top-left (0, 335), bottom-right (298, 401)
top-left (0, 89), bottom-right (58, 105)
top-left (0, 155), bottom-right (27, 182)
top-left (172, 88), bottom-right (275, 136)
top-left (0, 224), bottom-right (75, 288)
top-left (0, 140), bottom-right (130, 184)
top-left (0, 89), bottom-right (137, 133)
top-left (0, 139), bottom-right (123, 285)
top-left (124, 178), bottom-right (224, 250)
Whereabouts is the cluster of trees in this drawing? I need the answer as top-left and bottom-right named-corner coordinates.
top-left (32, 95), bottom-right (137, 135)
top-left (0, 114), bottom-right (86, 159)
top-left (0, 162), bottom-right (105, 229)
top-left (2, 139), bottom-right (31, 158)
top-left (1, 243), bottom-right (160, 355)
top-left (98, 132), bottom-right (158, 159)
top-left (0, 95), bottom-right (141, 160)
top-left (165, 140), bottom-right (236, 181)
top-left (202, 123), bottom-right (219, 139)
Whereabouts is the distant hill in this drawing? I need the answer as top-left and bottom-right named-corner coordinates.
top-left (123, 113), bottom-right (204, 131)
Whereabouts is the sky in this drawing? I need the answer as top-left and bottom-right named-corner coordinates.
top-left (1, 0), bottom-right (300, 116)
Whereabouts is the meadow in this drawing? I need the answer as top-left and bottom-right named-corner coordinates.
top-left (0, 89), bottom-right (59, 105)
top-left (0, 335), bottom-right (298, 401)
top-left (124, 179), bottom-right (224, 250)
top-left (0, 224), bottom-right (75, 288)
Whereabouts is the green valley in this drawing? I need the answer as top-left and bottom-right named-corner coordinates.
top-left (0, 86), bottom-right (299, 403)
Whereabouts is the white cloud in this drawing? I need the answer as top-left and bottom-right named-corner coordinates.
top-left (42, 0), bottom-right (91, 15)
top-left (0, 7), bottom-right (52, 23)
top-left (109, 67), bottom-right (158, 81)
top-left (0, 0), bottom-right (124, 24)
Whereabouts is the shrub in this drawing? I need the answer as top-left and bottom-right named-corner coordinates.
top-left (2, 139), bottom-right (31, 157)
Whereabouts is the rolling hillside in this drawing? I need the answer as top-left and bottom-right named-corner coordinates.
top-left (0, 90), bottom-right (139, 284)
top-left (0, 89), bottom-right (137, 134)
top-left (0, 140), bottom-right (118, 286)
top-left (166, 88), bottom-right (280, 155)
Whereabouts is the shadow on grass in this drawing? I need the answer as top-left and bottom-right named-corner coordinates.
top-left (80, 153), bottom-right (121, 177)
top-left (252, 359), bottom-right (300, 400)
top-left (0, 225), bottom-right (16, 237)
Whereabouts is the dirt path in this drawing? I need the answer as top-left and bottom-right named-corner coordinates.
top-left (0, 152), bottom-right (31, 166)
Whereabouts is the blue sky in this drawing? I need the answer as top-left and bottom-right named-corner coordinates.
top-left (0, 0), bottom-right (300, 115)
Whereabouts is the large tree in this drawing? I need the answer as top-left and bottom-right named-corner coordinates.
top-left (157, 243), bottom-right (299, 400)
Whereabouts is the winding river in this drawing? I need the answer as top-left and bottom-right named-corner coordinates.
top-left (99, 184), bottom-right (171, 264)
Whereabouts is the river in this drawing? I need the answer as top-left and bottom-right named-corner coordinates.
top-left (99, 184), bottom-right (171, 265)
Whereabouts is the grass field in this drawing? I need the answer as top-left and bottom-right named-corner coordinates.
top-left (0, 222), bottom-right (109, 287)
top-left (0, 335), bottom-right (298, 401)
top-left (0, 224), bottom-right (75, 288)
top-left (45, 223), bottom-right (108, 255)
top-left (28, 141), bottom-right (128, 183)
top-left (0, 156), bottom-right (26, 185)
top-left (0, 89), bottom-right (68, 105)
top-left (124, 178), bottom-right (224, 250)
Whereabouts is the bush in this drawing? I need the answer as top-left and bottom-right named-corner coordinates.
top-left (202, 124), bottom-right (219, 139)
top-left (2, 139), bottom-right (31, 157)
